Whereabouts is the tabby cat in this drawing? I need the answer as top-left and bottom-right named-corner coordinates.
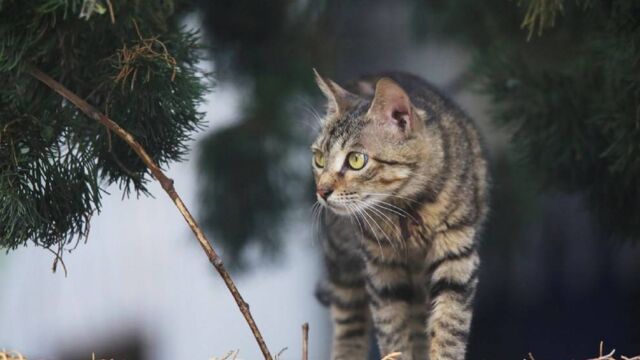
top-left (311, 70), bottom-right (489, 360)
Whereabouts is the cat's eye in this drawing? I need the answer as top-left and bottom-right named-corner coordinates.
top-left (347, 152), bottom-right (368, 170)
top-left (313, 151), bottom-right (326, 168)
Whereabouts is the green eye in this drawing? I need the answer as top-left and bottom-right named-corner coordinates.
top-left (347, 152), bottom-right (368, 170)
top-left (313, 151), bottom-right (326, 168)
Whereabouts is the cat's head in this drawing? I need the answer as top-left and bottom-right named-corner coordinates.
top-left (311, 70), bottom-right (428, 216)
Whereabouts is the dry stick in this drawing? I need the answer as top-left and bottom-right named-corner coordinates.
top-left (301, 323), bottom-right (309, 360)
top-left (26, 65), bottom-right (273, 360)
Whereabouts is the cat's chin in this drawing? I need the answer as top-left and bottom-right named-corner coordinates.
top-left (326, 206), bottom-right (351, 216)
top-left (318, 201), bottom-right (351, 216)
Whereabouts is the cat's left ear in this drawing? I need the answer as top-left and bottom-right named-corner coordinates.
top-left (367, 78), bottom-right (419, 136)
top-left (313, 68), bottom-right (358, 116)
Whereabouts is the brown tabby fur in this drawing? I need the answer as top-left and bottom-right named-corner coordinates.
top-left (311, 70), bottom-right (489, 360)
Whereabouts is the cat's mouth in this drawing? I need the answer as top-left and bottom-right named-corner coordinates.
top-left (318, 198), bottom-right (348, 215)
top-left (319, 195), bottom-right (373, 216)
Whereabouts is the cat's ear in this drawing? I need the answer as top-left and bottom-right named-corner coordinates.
top-left (313, 68), bottom-right (358, 116)
top-left (367, 78), bottom-right (417, 135)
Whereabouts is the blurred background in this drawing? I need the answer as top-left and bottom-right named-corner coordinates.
top-left (2, 0), bottom-right (640, 359)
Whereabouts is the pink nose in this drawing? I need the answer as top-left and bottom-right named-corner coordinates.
top-left (316, 187), bottom-right (333, 200)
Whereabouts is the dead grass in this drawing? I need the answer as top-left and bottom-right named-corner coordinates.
top-left (381, 352), bottom-right (403, 360)
top-left (3, 341), bottom-right (638, 360)
top-left (209, 348), bottom-right (290, 360)
top-left (113, 20), bottom-right (177, 91)
top-left (210, 350), bottom-right (240, 360)
top-left (0, 350), bottom-right (27, 360)
top-left (0, 351), bottom-right (114, 360)
top-left (528, 342), bottom-right (640, 360)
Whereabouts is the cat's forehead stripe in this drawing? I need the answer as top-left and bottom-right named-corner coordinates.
top-left (329, 147), bottom-right (347, 172)
top-left (324, 102), bottom-right (369, 150)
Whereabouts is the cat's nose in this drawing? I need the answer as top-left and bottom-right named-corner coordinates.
top-left (317, 187), bottom-right (334, 200)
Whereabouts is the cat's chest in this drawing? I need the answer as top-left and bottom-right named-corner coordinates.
top-left (355, 214), bottom-right (431, 257)
top-left (324, 210), bottom-right (433, 259)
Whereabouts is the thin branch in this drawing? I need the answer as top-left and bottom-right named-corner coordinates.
top-left (26, 65), bottom-right (273, 360)
top-left (302, 323), bottom-right (309, 360)
top-left (275, 348), bottom-right (288, 360)
top-left (46, 245), bottom-right (68, 277)
top-left (381, 352), bottom-right (403, 360)
top-left (528, 341), bottom-right (640, 360)
top-left (105, 0), bottom-right (115, 24)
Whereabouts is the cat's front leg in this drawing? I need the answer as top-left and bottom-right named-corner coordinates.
top-left (362, 239), bottom-right (414, 359)
top-left (321, 224), bottom-right (372, 360)
top-left (426, 226), bottom-right (479, 360)
top-left (328, 286), bottom-right (371, 360)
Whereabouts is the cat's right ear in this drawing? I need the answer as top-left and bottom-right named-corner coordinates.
top-left (313, 68), bottom-right (358, 116)
top-left (367, 77), bottom-right (418, 137)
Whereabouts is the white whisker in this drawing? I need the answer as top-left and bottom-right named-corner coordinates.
top-left (354, 201), bottom-right (397, 254)
top-left (369, 201), bottom-right (407, 218)
top-left (350, 201), bottom-right (385, 259)
top-left (361, 192), bottom-right (421, 205)
top-left (297, 97), bottom-right (325, 128)
top-left (370, 199), bottom-right (419, 224)
top-left (311, 201), bottom-right (324, 246)
top-left (355, 200), bottom-right (400, 253)
top-left (344, 203), bottom-right (365, 237)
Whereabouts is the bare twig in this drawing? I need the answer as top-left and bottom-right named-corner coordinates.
top-left (588, 341), bottom-right (616, 360)
top-left (0, 351), bottom-right (26, 360)
top-left (529, 341), bottom-right (639, 360)
top-left (275, 348), bottom-right (288, 360)
top-left (105, 0), bottom-right (115, 24)
top-left (210, 350), bottom-right (239, 360)
top-left (27, 65), bottom-right (273, 360)
top-left (381, 352), bottom-right (403, 360)
top-left (113, 20), bottom-right (177, 91)
top-left (302, 323), bottom-right (309, 360)
top-left (46, 245), bottom-right (68, 277)
top-left (589, 349), bottom-right (617, 360)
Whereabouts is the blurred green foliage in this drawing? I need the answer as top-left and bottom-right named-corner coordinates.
top-left (0, 0), bottom-right (210, 251)
top-left (419, 0), bottom-right (640, 240)
top-left (195, 0), bottom-right (338, 269)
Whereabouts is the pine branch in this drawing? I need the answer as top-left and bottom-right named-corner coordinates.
top-left (26, 65), bottom-right (273, 360)
top-left (519, 0), bottom-right (564, 40)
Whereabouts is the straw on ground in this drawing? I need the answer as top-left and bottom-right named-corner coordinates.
top-left (528, 341), bottom-right (640, 360)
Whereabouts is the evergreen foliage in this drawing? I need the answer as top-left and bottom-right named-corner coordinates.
top-left (0, 0), bottom-right (209, 251)
top-left (420, 0), bottom-right (640, 240)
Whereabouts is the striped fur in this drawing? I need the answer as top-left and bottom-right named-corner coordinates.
top-left (312, 71), bottom-right (489, 360)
